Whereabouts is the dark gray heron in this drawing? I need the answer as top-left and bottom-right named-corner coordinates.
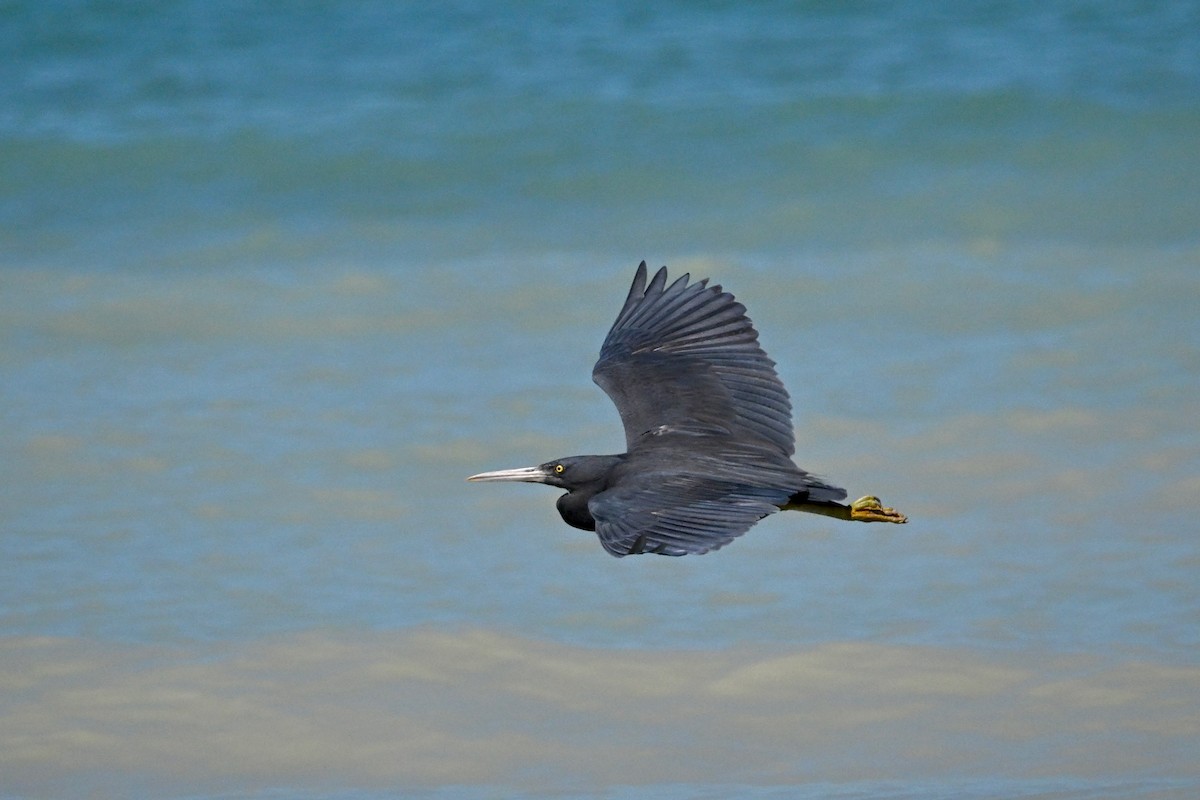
top-left (469, 261), bottom-right (906, 557)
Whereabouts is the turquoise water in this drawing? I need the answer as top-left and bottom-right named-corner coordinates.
top-left (2, 2), bottom-right (1199, 798)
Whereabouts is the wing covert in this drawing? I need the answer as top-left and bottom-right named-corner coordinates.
top-left (592, 262), bottom-right (795, 455)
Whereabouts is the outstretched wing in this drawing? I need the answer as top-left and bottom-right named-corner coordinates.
top-left (589, 474), bottom-right (789, 557)
top-left (592, 262), bottom-right (795, 455)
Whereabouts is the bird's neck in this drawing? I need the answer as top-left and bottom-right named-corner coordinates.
top-left (553, 453), bottom-right (625, 532)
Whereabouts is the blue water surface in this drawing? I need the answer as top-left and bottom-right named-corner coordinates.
top-left (2, 2), bottom-right (1198, 798)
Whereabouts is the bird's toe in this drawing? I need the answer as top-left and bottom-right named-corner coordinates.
top-left (850, 495), bottom-right (908, 524)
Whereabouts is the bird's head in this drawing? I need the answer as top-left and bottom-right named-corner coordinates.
top-left (467, 454), bottom-right (622, 492)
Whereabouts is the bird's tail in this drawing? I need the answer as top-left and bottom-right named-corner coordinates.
top-left (787, 474), bottom-right (847, 506)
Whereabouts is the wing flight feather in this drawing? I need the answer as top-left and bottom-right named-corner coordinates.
top-left (593, 262), bottom-right (796, 454)
top-left (589, 472), bottom-right (791, 557)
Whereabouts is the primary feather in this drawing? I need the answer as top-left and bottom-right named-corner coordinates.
top-left (593, 261), bottom-right (796, 454)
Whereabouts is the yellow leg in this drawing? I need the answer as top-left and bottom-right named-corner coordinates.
top-left (783, 495), bottom-right (908, 524)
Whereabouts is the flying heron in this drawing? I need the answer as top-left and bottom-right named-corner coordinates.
top-left (469, 261), bottom-right (906, 557)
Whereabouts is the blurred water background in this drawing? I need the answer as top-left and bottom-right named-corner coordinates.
top-left (2, 2), bottom-right (1199, 798)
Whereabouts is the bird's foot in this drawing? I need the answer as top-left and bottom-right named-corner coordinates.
top-left (850, 495), bottom-right (908, 524)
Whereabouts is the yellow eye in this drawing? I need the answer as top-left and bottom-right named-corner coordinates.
top-left (554, 464), bottom-right (565, 474)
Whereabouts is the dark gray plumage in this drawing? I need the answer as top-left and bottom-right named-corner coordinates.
top-left (468, 261), bottom-right (906, 557)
